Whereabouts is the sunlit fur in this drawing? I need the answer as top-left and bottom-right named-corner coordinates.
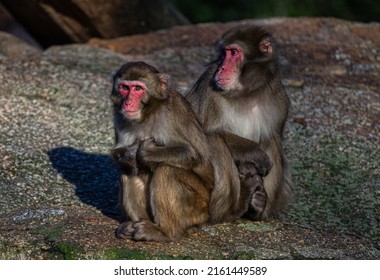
top-left (187, 25), bottom-right (292, 220)
top-left (111, 62), bottom-right (261, 241)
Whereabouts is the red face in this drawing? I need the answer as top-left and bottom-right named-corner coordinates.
top-left (117, 80), bottom-right (146, 119)
top-left (214, 44), bottom-right (244, 91)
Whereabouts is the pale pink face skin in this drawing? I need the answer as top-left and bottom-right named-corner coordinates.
top-left (118, 80), bottom-right (146, 119)
top-left (214, 44), bottom-right (244, 91)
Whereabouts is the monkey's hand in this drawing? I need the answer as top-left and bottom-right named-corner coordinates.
top-left (248, 146), bottom-right (272, 177)
top-left (137, 137), bottom-right (159, 168)
top-left (110, 147), bottom-right (137, 175)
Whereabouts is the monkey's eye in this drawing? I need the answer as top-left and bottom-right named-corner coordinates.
top-left (230, 48), bottom-right (238, 56)
top-left (121, 85), bottom-right (129, 91)
top-left (134, 85), bottom-right (142, 91)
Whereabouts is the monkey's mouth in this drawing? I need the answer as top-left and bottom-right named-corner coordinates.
top-left (213, 79), bottom-right (229, 91)
top-left (124, 110), bottom-right (141, 119)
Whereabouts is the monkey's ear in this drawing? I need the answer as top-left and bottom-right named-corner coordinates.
top-left (259, 37), bottom-right (273, 55)
top-left (156, 73), bottom-right (171, 99)
top-left (158, 73), bottom-right (171, 88)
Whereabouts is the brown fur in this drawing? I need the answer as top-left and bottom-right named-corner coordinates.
top-left (186, 26), bottom-right (293, 219)
top-left (110, 62), bottom-right (261, 241)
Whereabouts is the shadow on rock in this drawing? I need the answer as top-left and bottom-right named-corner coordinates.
top-left (48, 147), bottom-right (120, 220)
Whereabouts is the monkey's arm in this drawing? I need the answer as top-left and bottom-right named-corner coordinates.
top-left (217, 131), bottom-right (272, 176)
top-left (137, 138), bottom-right (202, 170)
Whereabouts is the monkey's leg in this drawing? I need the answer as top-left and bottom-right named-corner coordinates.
top-left (131, 166), bottom-right (209, 241)
top-left (258, 140), bottom-right (292, 220)
top-left (116, 174), bottom-right (151, 239)
top-left (206, 133), bottom-right (243, 223)
top-left (116, 174), bottom-right (168, 241)
top-left (217, 161), bottom-right (266, 222)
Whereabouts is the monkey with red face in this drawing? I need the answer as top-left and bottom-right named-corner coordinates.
top-left (110, 62), bottom-right (268, 241)
top-left (187, 25), bottom-right (292, 220)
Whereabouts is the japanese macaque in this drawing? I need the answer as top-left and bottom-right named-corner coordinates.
top-left (110, 62), bottom-right (269, 241)
top-left (186, 25), bottom-right (293, 220)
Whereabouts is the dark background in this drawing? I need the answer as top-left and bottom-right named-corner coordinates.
top-left (0, 0), bottom-right (378, 49)
top-left (168, 0), bottom-right (380, 23)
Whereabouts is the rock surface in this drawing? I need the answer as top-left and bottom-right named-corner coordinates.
top-left (1, 0), bottom-right (188, 47)
top-left (0, 17), bottom-right (379, 259)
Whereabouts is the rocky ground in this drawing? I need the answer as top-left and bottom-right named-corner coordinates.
top-left (0, 17), bottom-right (379, 259)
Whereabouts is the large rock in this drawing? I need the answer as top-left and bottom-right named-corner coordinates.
top-left (1, 0), bottom-right (188, 47)
top-left (0, 18), bottom-right (379, 259)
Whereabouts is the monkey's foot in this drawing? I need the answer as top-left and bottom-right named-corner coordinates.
top-left (245, 174), bottom-right (267, 221)
top-left (116, 220), bottom-right (169, 242)
top-left (116, 221), bottom-right (135, 239)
